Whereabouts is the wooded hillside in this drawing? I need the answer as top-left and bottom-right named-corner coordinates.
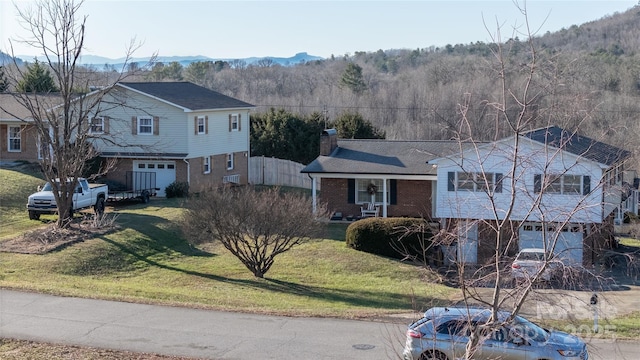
top-left (155, 5), bottom-right (639, 165)
top-left (5, 5), bottom-right (640, 166)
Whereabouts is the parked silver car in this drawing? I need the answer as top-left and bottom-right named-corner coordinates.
top-left (403, 307), bottom-right (588, 360)
top-left (511, 248), bottom-right (560, 282)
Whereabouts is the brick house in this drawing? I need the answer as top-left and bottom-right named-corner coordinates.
top-left (301, 129), bottom-right (461, 219)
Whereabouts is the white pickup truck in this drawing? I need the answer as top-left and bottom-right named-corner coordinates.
top-left (26, 178), bottom-right (108, 220)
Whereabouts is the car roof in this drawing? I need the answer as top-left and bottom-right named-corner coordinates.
top-left (423, 307), bottom-right (511, 322)
top-left (519, 248), bottom-right (546, 253)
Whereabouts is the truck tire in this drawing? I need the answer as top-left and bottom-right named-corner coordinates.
top-left (94, 197), bottom-right (106, 215)
top-left (28, 210), bottom-right (40, 220)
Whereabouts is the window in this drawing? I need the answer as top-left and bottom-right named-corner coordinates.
top-left (138, 163), bottom-right (145, 169)
top-left (226, 153), bottom-right (234, 170)
top-left (230, 114), bottom-right (239, 132)
top-left (356, 179), bottom-right (389, 204)
top-left (8, 126), bottom-right (21, 152)
top-left (90, 117), bottom-right (104, 134)
top-left (167, 164), bottom-right (175, 169)
top-left (203, 156), bottom-right (211, 174)
top-left (534, 174), bottom-right (586, 195)
top-left (448, 171), bottom-right (503, 193)
top-left (563, 175), bottom-right (581, 194)
top-left (197, 116), bottom-right (206, 134)
top-left (138, 116), bottom-right (153, 135)
top-left (456, 172), bottom-right (475, 191)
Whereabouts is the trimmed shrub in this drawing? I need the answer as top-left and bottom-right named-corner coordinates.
top-left (165, 181), bottom-right (189, 198)
top-left (623, 211), bottom-right (638, 224)
top-left (345, 217), bottom-right (433, 260)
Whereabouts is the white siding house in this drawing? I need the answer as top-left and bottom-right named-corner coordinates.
top-left (432, 126), bottom-right (632, 265)
top-left (92, 82), bottom-right (254, 196)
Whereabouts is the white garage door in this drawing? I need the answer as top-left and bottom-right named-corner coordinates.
top-left (519, 223), bottom-right (583, 265)
top-left (133, 161), bottom-right (176, 197)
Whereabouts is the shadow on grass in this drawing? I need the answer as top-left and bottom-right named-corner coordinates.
top-left (115, 212), bottom-right (210, 257)
top-left (57, 210), bottom-right (439, 311)
top-left (94, 232), bottom-right (441, 312)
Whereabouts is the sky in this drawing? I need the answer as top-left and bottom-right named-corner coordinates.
top-left (1, 0), bottom-right (638, 61)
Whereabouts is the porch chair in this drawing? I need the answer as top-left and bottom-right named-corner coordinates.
top-left (360, 202), bottom-right (379, 218)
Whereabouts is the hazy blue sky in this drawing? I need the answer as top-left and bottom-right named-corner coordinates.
top-left (1, 0), bottom-right (637, 60)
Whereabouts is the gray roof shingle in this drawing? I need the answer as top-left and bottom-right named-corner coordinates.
top-left (523, 126), bottom-right (630, 166)
top-left (301, 139), bottom-right (462, 175)
top-left (119, 82), bottom-right (254, 110)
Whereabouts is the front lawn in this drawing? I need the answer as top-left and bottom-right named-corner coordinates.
top-left (0, 166), bottom-right (452, 318)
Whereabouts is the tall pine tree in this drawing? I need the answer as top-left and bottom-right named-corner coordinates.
top-left (16, 60), bottom-right (58, 93)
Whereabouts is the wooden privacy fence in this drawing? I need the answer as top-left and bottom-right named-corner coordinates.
top-left (249, 156), bottom-right (317, 190)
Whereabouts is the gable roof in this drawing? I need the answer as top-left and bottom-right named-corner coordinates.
top-left (523, 126), bottom-right (630, 166)
top-left (301, 139), bottom-right (462, 175)
top-left (118, 82), bottom-right (254, 111)
top-left (0, 93), bottom-right (62, 121)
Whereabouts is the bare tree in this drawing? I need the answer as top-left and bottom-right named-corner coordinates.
top-left (0, 0), bottom-right (151, 228)
top-left (404, 5), bottom-right (627, 360)
top-left (181, 186), bottom-right (329, 278)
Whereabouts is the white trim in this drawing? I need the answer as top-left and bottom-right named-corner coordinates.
top-left (89, 116), bottom-right (105, 134)
top-left (306, 173), bottom-right (437, 181)
top-left (203, 156), bottom-right (211, 174)
top-left (230, 114), bottom-right (239, 132)
top-left (137, 116), bottom-right (153, 135)
top-left (8, 125), bottom-right (21, 152)
top-left (227, 153), bottom-right (234, 170)
top-left (197, 116), bottom-right (206, 135)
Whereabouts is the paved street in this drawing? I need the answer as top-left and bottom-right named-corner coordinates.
top-left (0, 289), bottom-right (637, 359)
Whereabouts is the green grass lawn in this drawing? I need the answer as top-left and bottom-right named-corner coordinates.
top-left (2, 164), bottom-right (640, 342)
top-left (0, 164), bottom-right (49, 240)
top-left (0, 166), bottom-right (452, 318)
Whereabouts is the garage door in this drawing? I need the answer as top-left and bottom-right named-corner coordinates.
top-left (133, 161), bottom-right (176, 197)
top-left (519, 223), bottom-right (583, 265)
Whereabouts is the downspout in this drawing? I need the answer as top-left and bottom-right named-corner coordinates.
top-left (183, 158), bottom-right (190, 186)
top-left (246, 110), bottom-right (251, 185)
top-left (308, 174), bottom-right (317, 214)
top-left (382, 177), bottom-right (387, 217)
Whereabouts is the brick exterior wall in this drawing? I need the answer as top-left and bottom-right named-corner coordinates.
top-left (319, 178), bottom-right (434, 219)
top-left (0, 124), bottom-right (39, 162)
top-left (189, 151), bottom-right (248, 193)
top-left (104, 159), bottom-right (133, 187)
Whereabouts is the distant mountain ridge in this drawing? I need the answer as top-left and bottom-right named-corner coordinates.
top-left (12, 52), bottom-right (324, 67)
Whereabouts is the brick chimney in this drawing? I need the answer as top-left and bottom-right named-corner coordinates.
top-left (320, 128), bottom-right (338, 156)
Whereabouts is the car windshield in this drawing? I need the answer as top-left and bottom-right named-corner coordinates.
top-left (518, 251), bottom-right (545, 261)
top-left (42, 181), bottom-right (76, 192)
top-left (510, 316), bottom-right (549, 342)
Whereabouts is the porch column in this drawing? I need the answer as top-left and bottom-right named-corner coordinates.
top-left (382, 178), bottom-right (388, 217)
top-left (312, 176), bottom-right (317, 214)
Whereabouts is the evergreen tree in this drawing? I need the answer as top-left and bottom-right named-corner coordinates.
top-left (250, 108), bottom-right (324, 164)
top-left (340, 62), bottom-right (367, 94)
top-left (331, 111), bottom-right (385, 139)
top-left (0, 66), bottom-right (8, 92)
top-left (16, 60), bottom-right (58, 93)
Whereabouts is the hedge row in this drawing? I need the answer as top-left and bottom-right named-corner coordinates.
top-left (345, 217), bottom-right (433, 260)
